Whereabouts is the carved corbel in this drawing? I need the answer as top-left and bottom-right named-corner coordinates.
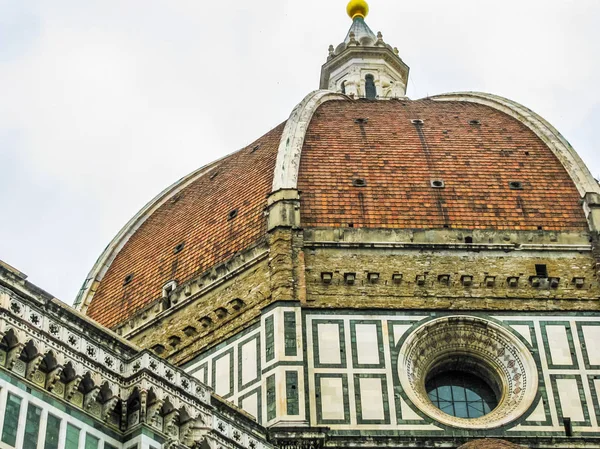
top-left (164, 410), bottom-right (180, 439)
top-left (6, 343), bottom-right (24, 370)
top-left (26, 354), bottom-right (44, 379)
top-left (181, 418), bottom-right (211, 447)
top-left (192, 437), bottom-right (212, 449)
top-left (165, 440), bottom-right (179, 449)
top-left (102, 396), bottom-right (120, 422)
top-left (84, 386), bottom-right (101, 410)
top-left (65, 375), bottom-right (82, 401)
top-left (148, 399), bottom-right (164, 427)
top-left (140, 389), bottom-right (148, 423)
top-left (46, 366), bottom-right (63, 391)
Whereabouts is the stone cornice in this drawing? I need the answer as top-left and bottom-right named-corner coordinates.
top-left (0, 276), bottom-right (272, 449)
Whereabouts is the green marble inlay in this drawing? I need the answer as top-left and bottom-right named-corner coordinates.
top-left (353, 373), bottom-right (390, 425)
top-left (44, 413), bottom-right (61, 449)
top-left (23, 402), bottom-right (42, 448)
top-left (576, 322), bottom-right (600, 370)
top-left (266, 374), bottom-right (276, 421)
top-left (550, 374), bottom-right (591, 427)
top-left (315, 373), bottom-right (350, 425)
top-left (238, 387), bottom-right (262, 425)
top-left (238, 334), bottom-right (261, 391)
top-left (284, 312), bottom-right (297, 357)
top-left (350, 320), bottom-right (385, 369)
top-left (266, 315), bottom-right (275, 362)
top-left (85, 432), bottom-right (100, 449)
top-left (65, 424), bottom-right (81, 449)
top-left (312, 319), bottom-right (347, 369)
top-left (1, 392), bottom-right (21, 446)
top-left (211, 348), bottom-right (234, 399)
top-left (540, 321), bottom-right (579, 370)
top-left (286, 371), bottom-right (299, 415)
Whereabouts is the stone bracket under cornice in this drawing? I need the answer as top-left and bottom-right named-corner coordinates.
top-left (430, 92), bottom-right (600, 231)
top-left (272, 90), bottom-right (348, 192)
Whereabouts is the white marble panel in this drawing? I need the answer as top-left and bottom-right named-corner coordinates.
top-left (355, 324), bottom-right (380, 365)
top-left (400, 396), bottom-right (422, 421)
top-left (556, 378), bottom-right (584, 422)
top-left (510, 325), bottom-right (533, 346)
top-left (215, 355), bottom-right (231, 396)
top-left (358, 377), bottom-right (384, 420)
top-left (320, 377), bottom-right (345, 420)
top-left (317, 323), bottom-right (342, 365)
top-left (526, 398), bottom-right (547, 422)
top-left (392, 324), bottom-right (412, 346)
top-left (241, 339), bottom-right (258, 385)
top-left (547, 325), bottom-right (572, 365)
top-left (582, 326), bottom-right (600, 365)
top-left (241, 393), bottom-right (258, 420)
top-left (192, 366), bottom-right (206, 384)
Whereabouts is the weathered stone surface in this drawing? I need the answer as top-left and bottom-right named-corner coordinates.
top-left (458, 439), bottom-right (527, 449)
top-left (130, 257), bottom-right (273, 365)
top-left (304, 245), bottom-right (599, 311)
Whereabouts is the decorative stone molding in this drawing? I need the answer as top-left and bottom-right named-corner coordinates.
top-left (320, 15), bottom-right (409, 99)
top-left (0, 282), bottom-right (272, 449)
top-left (321, 48), bottom-right (409, 98)
top-left (271, 90), bottom-right (347, 192)
top-left (398, 315), bottom-right (538, 429)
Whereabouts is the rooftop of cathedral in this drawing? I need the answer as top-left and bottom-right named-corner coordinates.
top-left (77, 0), bottom-right (598, 330)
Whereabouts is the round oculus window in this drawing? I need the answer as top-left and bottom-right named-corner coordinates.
top-left (426, 371), bottom-right (498, 419)
top-left (397, 315), bottom-right (538, 429)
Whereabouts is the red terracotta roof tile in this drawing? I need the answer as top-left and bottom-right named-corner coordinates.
top-left (86, 123), bottom-right (285, 328)
top-left (87, 98), bottom-right (588, 328)
top-left (297, 99), bottom-right (587, 231)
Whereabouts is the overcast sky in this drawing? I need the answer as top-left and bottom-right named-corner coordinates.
top-left (1, 0), bottom-right (598, 305)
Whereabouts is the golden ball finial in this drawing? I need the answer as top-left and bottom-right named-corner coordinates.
top-left (347, 0), bottom-right (369, 20)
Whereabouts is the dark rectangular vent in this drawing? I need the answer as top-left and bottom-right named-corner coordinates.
top-left (535, 264), bottom-right (548, 278)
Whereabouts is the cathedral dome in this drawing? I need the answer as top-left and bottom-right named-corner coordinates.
top-left (78, 93), bottom-right (592, 329)
top-left (76, 2), bottom-right (599, 331)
